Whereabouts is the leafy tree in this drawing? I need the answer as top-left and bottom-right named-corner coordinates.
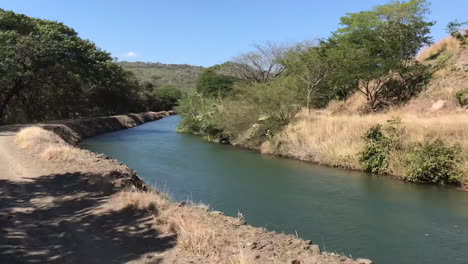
top-left (281, 41), bottom-right (336, 112)
top-left (0, 9), bottom-right (139, 124)
top-left (153, 84), bottom-right (183, 110)
top-left (196, 68), bottom-right (235, 96)
top-left (331, 0), bottom-right (434, 111)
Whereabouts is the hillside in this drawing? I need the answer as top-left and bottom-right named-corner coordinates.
top-left (119, 61), bottom-right (205, 92)
top-left (262, 37), bottom-right (468, 187)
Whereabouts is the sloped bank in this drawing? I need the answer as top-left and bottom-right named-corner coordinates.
top-left (41, 111), bottom-right (176, 145)
top-left (13, 112), bottom-right (372, 264)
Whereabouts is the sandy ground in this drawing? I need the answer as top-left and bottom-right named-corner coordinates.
top-left (0, 128), bottom-right (47, 181)
top-left (0, 127), bottom-right (177, 263)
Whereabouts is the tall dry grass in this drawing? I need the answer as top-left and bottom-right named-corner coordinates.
top-left (264, 109), bottom-right (468, 179)
top-left (417, 37), bottom-right (461, 62)
top-left (15, 126), bottom-right (92, 162)
top-left (167, 212), bottom-right (217, 257)
top-left (15, 126), bottom-right (65, 152)
top-left (327, 92), bottom-right (368, 114)
top-left (110, 190), bottom-right (171, 212)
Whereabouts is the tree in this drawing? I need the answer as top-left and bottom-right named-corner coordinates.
top-left (446, 20), bottom-right (468, 42)
top-left (220, 42), bottom-right (288, 83)
top-left (196, 68), bottom-right (235, 96)
top-left (331, 0), bottom-right (434, 111)
top-left (0, 9), bottom-right (139, 124)
top-left (281, 41), bottom-right (336, 113)
top-left (153, 84), bottom-right (183, 110)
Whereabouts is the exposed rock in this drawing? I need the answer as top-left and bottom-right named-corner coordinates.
top-left (430, 99), bottom-right (446, 111)
top-left (211, 211), bottom-right (224, 215)
top-left (311, 244), bottom-right (321, 254)
top-left (356, 258), bottom-right (373, 264)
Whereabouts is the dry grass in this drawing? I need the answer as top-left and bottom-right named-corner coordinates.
top-left (265, 108), bottom-right (468, 179)
top-left (15, 126), bottom-right (91, 162)
top-left (167, 210), bottom-right (217, 257)
top-left (110, 190), bottom-right (171, 212)
top-left (40, 145), bottom-right (91, 161)
top-left (327, 92), bottom-right (367, 115)
top-left (417, 37), bottom-right (461, 62)
top-left (15, 126), bottom-right (65, 152)
top-left (228, 247), bottom-right (256, 264)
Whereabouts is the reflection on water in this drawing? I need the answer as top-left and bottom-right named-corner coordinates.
top-left (81, 116), bottom-right (468, 264)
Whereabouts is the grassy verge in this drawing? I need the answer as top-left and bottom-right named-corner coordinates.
top-left (263, 108), bottom-right (468, 187)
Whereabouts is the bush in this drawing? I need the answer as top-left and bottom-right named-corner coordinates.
top-left (175, 94), bottom-right (222, 139)
top-left (405, 139), bottom-right (462, 185)
top-left (359, 119), bottom-right (401, 174)
top-left (455, 90), bottom-right (468, 106)
top-left (153, 84), bottom-right (183, 110)
top-left (226, 76), bottom-right (303, 145)
top-left (359, 125), bottom-right (392, 174)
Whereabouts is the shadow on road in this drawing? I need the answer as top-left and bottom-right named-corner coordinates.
top-left (0, 172), bottom-right (176, 264)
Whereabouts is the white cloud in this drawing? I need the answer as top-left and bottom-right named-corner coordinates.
top-left (123, 51), bottom-right (137, 58)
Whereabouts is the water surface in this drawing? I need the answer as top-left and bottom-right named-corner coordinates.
top-left (81, 115), bottom-right (468, 264)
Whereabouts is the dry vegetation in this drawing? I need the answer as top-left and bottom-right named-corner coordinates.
top-left (107, 192), bottom-right (366, 264)
top-left (15, 126), bottom-right (94, 162)
top-left (405, 37), bottom-right (468, 113)
top-left (417, 37), bottom-right (463, 62)
top-left (264, 109), bottom-right (468, 180)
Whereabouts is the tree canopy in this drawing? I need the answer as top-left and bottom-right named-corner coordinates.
top-left (195, 68), bottom-right (235, 96)
top-left (328, 0), bottom-right (434, 110)
top-left (0, 9), bottom-right (141, 124)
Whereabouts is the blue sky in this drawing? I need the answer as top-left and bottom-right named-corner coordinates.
top-left (1, 0), bottom-right (466, 67)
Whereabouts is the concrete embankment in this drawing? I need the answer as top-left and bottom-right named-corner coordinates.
top-left (40, 111), bottom-right (176, 145)
top-left (0, 112), bottom-right (372, 264)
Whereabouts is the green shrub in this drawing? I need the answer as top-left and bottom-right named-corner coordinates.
top-left (405, 139), bottom-right (462, 185)
top-left (359, 125), bottom-right (392, 174)
top-left (175, 94), bottom-right (223, 139)
top-left (359, 119), bottom-right (402, 174)
top-left (455, 90), bottom-right (468, 106)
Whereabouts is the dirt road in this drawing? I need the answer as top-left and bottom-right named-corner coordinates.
top-left (0, 127), bottom-right (176, 264)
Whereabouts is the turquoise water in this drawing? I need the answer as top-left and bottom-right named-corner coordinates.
top-left (81, 116), bottom-right (468, 264)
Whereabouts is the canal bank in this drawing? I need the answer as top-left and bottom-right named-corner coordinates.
top-left (82, 115), bottom-right (468, 264)
top-left (1, 112), bottom-right (363, 264)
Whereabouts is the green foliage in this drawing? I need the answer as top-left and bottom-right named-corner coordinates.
top-left (360, 125), bottom-right (392, 174)
top-left (153, 84), bottom-right (183, 110)
top-left (330, 0), bottom-right (434, 110)
top-left (456, 90), bottom-right (468, 106)
top-left (360, 120), bottom-right (464, 185)
top-left (177, 75), bottom-right (303, 146)
top-left (405, 139), bottom-right (462, 185)
top-left (0, 9), bottom-right (140, 124)
top-left (219, 76), bottom-right (303, 144)
top-left (175, 93), bottom-right (222, 139)
top-left (280, 41), bottom-right (337, 109)
top-left (118, 61), bottom-right (204, 92)
top-left (196, 68), bottom-right (235, 97)
top-left (446, 20), bottom-right (468, 43)
top-left (359, 119), bottom-right (401, 174)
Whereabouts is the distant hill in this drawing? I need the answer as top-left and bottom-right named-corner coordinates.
top-left (118, 61), bottom-right (205, 92)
